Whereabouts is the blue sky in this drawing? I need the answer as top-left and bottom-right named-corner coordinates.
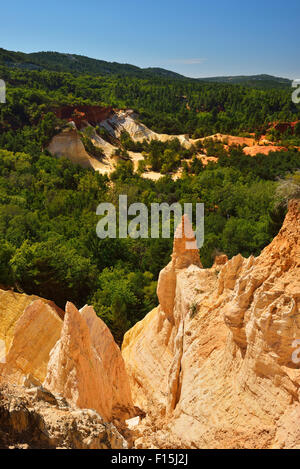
top-left (1, 0), bottom-right (299, 78)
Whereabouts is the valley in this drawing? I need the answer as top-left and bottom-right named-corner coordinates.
top-left (0, 202), bottom-right (299, 448)
top-left (0, 45), bottom-right (299, 450)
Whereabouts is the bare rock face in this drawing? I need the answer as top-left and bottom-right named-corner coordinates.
top-left (243, 145), bottom-right (287, 156)
top-left (122, 201), bottom-right (300, 448)
top-left (44, 302), bottom-right (134, 422)
top-left (47, 127), bottom-right (100, 170)
top-left (123, 215), bottom-right (204, 416)
top-left (0, 298), bottom-right (63, 385)
top-left (172, 214), bottom-right (202, 269)
top-left (0, 291), bottom-right (134, 447)
top-left (157, 215), bottom-right (201, 318)
top-left (0, 383), bottom-right (127, 449)
top-left (0, 290), bottom-right (63, 362)
top-left (80, 305), bottom-right (133, 419)
top-left (54, 105), bottom-right (113, 128)
top-left (213, 254), bottom-right (228, 267)
top-left (0, 292), bottom-right (134, 448)
top-left (47, 125), bottom-right (117, 175)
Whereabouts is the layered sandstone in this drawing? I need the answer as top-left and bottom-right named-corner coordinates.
top-left (100, 110), bottom-right (192, 147)
top-left (44, 302), bottom-right (134, 422)
top-left (47, 126), bottom-right (108, 171)
top-left (122, 201), bottom-right (300, 448)
top-left (0, 290), bottom-right (135, 435)
top-left (268, 120), bottom-right (300, 135)
top-left (0, 293), bottom-right (63, 384)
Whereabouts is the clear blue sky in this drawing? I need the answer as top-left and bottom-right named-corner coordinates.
top-left (1, 0), bottom-right (299, 78)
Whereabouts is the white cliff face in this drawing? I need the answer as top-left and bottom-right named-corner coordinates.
top-left (44, 302), bottom-right (134, 423)
top-left (100, 110), bottom-right (193, 147)
top-left (122, 202), bottom-right (300, 449)
top-left (47, 126), bottom-right (116, 175)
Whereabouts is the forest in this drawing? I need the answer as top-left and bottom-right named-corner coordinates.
top-left (0, 59), bottom-right (300, 342)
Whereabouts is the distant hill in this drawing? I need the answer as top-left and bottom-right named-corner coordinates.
top-left (197, 74), bottom-right (292, 89)
top-left (0, 48), bottom-right (185, 80)
top-left (0, 48), bottom-right (292, 88)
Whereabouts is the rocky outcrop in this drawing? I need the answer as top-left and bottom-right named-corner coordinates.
top-left (0, 383), bottom-right (127, 449)
top-left (122, 201), bottom-right (300, 448)
top-left (54, 106), bottom-right (114, 128)
top-left (0, 295), bottom-right (63, 384)
top-left (48, 110), bottom-right (299, 180)
top-left (44, 302), bottom-right (134, 422)
top-left (47, 126), bottom-right (96, 169)
top-left (80, 305), bottom-right (134, 418)
top-left (156, 215), bottom-right (202, 319)
top-left (122, 216), bottom-right (203, 416)
top-left (0, 291), bottom-right (135, 448)
top-left (243, 145), bottom-right (287, 156)
top-left (47, 124), bottom-right (118, 174)
top-left (100, 110), bottom-right (190, 145)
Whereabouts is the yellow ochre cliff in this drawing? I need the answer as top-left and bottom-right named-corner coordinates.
top-left (122, 200), bottom-right (300, 449)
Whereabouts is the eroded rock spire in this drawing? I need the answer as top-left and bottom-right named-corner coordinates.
top-left (44, 302), bottom-right (134, 422)
top-left (172, 214), bottom-right (202, 269)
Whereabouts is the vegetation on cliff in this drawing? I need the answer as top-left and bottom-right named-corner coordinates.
top-left (1, 60), bottom-right (299, 143)
top-left (0, 54), bottom-right (300, 340)
top-left (0, 144), bottom-right (299, 340)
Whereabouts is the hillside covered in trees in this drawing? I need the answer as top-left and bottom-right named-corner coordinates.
top-left (0, 49), bottom-right (299, 341)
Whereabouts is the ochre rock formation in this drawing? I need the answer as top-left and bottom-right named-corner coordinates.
top-left (47, 125), bottom-right (117, 174)
top-left (80, 305), bottom-right (133, 419)
top-left (0, 292), bottom-right (63, 384)
top-left (47, 110), bottom-right (300, 181)
top-left (44, 302), bottom-right (134, 422)
top-left (0, 290), bottom-right (135, 435)
top-left (243, 145), bottom-right (287, 156)
top-left (47, 127), bottom-right (101, 170)
top-left (100, 110), bottom-right (192, 147)
top-left (0, 289), bottom-right (40, 360)
top-left (54, 105), bottom-right (114, 128)
top-left (122, 201), bottom-right (300, 448)
top-left (199, 133), bottom-right (256, 147)
top-left (0, 300), bottom-right (62, 385)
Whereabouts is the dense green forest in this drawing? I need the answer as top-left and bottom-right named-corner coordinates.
top-left (0, 55), bottom-right (300, 342)
top-left (0, 61), bottom-right (299, 141)
top-left (0, 146), bottom-right (299, 341)
top-left (1, 48), bottom-right (292, 85)
top-left (0, 47), bottom-right (185, 79)
top-left (197, 74), bottom-right (292, 89)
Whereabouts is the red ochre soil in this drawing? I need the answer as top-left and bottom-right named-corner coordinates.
top-left (54, 105), bottom-right (114, 128)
